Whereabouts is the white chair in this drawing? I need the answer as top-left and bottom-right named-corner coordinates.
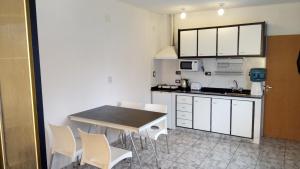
top-left (49, 124), bottom-right (82, 169)
top-left (143, 104), bottom-right (169, 154)
top-left (119, 101), bottom-right (144, 110)
top-left (118, 101), bottom-right (144, 147)
top-left (78, 129), bottom-right (132, 169)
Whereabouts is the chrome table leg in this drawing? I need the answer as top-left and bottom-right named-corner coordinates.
top-left (146, 130), bottom-right (160, 168)
top-left (129, 132), bottom-right (142, 169)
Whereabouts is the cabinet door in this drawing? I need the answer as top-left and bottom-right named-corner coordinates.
top-left (211, 99), bottom-right (231, 134)
top-left (239, 24), bottom-right (262, 55)
top-left (152, 92), bottom-right (173, 129)
top-left (231, 100), bottom-right (253, 138)
top-left (217, 27), bottom-right (238, 56)
top-left (194, 97), bottom-right (211, 131)
top-left (198, 28), bottom-right (217, 56)
top-left (180, 30), bottom-right (197, 57)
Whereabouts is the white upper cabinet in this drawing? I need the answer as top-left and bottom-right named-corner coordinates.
top-left (180, 30), bottom-right (197, 57)
top-left (239, 24), bottom-right (262, 55)
top-left (231, 100), bottom-right (253, 138)
top-left (198, 28), bottom-right (217, 56)
top-left (211, 98), bottom-right (231, 134)
top-left (217, 27), bottom-right (238, 56)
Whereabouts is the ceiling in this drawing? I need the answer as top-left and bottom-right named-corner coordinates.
top-left (120, 0), bottom-right (300, 14)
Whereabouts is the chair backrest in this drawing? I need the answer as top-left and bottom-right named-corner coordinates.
top-left (78, 129), bottom-right (111, 168)
top-left (49, 124), bottom-right (76, 158)
top-left (119, 101), bottom-right (143, 109)
top-left (144, 104), bottom-right (167, 114)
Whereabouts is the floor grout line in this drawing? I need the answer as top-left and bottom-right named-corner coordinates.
top-left (224, 142), bottom-right (241, 169)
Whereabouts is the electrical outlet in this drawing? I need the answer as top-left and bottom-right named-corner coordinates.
top-left (205, 72), bottom-right (212, 76)
top-left (176, 71), bottom-right (181, 75)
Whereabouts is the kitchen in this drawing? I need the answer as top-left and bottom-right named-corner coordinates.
top-left (151, 21), bottom-right (266, 144)
top-left (1, 0), bottom-right (300, 169)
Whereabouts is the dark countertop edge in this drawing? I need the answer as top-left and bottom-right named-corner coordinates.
top-left (151, 88), bottom-right (263, 99)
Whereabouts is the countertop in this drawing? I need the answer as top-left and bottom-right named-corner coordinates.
top-left (151, 86), bottom-right (263, 99)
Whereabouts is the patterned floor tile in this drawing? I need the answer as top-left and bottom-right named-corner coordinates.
top-left (62, 128), bottom-right (300, 169)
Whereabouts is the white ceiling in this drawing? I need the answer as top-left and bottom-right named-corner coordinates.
top-left (120, 0), bottom-right (300, 14)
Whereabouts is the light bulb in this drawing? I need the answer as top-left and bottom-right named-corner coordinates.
top-left (218, 8), bottom-right (224, 16)
top-left (180, 12), bottom-right (186, 19)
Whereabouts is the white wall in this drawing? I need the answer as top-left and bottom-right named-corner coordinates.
top-left (36, 0), bottom-right (169, 167)
top-left (154, 2), bottom-right (300, 89)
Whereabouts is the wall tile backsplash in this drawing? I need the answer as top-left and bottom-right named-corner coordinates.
top-left (153, 58), bottom-right (266, 89)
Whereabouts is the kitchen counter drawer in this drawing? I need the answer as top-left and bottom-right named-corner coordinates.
top-left (177, 103), bottom-right (193, 112)
top-left (177, 111), bottom-right (193, 120)
top-left (177, 95), bottom-right (193, 104)
top-left (177, 119), bottom-right (192, 128)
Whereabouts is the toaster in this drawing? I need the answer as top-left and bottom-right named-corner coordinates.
top-left (191, 82), bottom-right (201, 91)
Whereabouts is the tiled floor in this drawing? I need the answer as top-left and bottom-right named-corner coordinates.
top-left (64, 128), bottom-right (300, 169)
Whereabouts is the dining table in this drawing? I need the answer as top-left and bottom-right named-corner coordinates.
top-left (69, 105), bottom-right (167, 168)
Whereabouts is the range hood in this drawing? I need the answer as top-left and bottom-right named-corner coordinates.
top-left (154, 15), bottom-right (178, 59)
top-left (154, 46), bottom-right (177, 59)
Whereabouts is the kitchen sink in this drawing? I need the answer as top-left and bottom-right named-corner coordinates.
top-left (200, 87), bottom-right (251, 95)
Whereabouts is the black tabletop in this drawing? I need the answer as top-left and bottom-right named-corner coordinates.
top-left (70, 105), bottom-right (166, 129)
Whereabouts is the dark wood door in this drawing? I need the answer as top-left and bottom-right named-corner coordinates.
top-left (264, 35), bottom-right (300, 141)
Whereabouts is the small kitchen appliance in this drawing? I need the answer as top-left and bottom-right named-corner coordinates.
top-left (180, 79), bottom-right (189, 89)
top-left (179, 60), bottom-right (199, 71)
top-left (191, 82), bottom-right (201, 91)
top-left (249, 68), bottom-right (266, 96)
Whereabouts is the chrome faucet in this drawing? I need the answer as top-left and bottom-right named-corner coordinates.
top-left (232, 80), bottom-right (239, 91)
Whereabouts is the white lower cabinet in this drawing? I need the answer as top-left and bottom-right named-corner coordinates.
top-left (176, 95), bottom-right (193, 128)
top-left (231, 100), bottom-right (253, 138)
top-left (156, 92), bottom-right (257, 140)
top-left (193, 97), bottom-right (211, 131)
top-left (152, 91), bottom-right (174, 129)
top-left (177, 118), bottom-right (193, 128)
top-left (211, 99), bottom-right (231, 134)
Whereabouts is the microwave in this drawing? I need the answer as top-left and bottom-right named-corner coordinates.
top-left (179, 60), bottom-right (199, 71)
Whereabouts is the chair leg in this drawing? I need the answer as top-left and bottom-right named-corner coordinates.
top-left (124, 133), bottom-right (127, 148)
top-left (76, 155), bottom-right (81, 166)
top-left (154, 141), bottom-right (158, 157)
top-left (165, 134), bottom-right (170, 154)
top-left (130, 157), bottom-right (133, 169)
top-left (140, 136), bottom-right (144, 149)
top-left (144, 137), bottom-right (148, 149)
top-left (49, 153), bottom-right (54, 169)
top-left (88, 125), bottom-right (92, 133)
top-left (119, 131), bottom-right (124, 147)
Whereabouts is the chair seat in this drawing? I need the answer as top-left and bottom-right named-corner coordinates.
top-left (109, 146), bottom-right (132, 168)
top-left (141, 127), bottom-right (168, 141)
